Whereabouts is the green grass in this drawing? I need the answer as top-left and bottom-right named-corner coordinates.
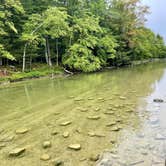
top-left (0, 64), bottom-right (64, 84)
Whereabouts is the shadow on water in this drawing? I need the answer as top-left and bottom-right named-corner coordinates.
top-left (0, 62), bottom-right (166, 166)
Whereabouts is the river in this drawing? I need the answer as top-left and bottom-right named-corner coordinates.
top-left (0, 62), bottom-right (166, 166)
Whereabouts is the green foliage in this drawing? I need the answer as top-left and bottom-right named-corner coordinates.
top-left (0, 0), bottom-right (165, 72)
top-left (63, 44), bottom-right (101, 72)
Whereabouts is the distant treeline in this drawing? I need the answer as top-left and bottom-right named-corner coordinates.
top-left (0, 0), bottom-right (166, 72)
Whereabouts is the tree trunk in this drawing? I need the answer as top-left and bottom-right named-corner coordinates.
top-left (29, 56), bottom-right (32, 71)
top-left (22, 43), bottom-right (27, 72)
top-left (45, 38), bottom-right (49, 65)
top-left (0, 58), bottom-right (2, 66)
top-left (56, 38), bottom-right (59, 66)
top-left (46, 37), bottom-right (52, 67)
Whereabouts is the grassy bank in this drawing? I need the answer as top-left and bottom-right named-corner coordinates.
top-left (0, 64), bottom-right (64, 85)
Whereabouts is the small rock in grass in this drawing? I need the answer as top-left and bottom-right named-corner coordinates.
top-left (43, 141), bottom-right (51, 149)
top-left (40, 154), bottom-right (51, 161)
top-left (9, 147), bottom-right (26, 157)
top-left (68, 144), bottom-right (81, 150)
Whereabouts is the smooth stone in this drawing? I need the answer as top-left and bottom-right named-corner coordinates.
top-left (40, 154), bottom-right (51, 161)
top-left (52, 159), bottom-right (64, 166)
top-left (89, 154), bottom-right (100, 162)
top-left (9, 148), bottom-right (26, 157)
top-left (111, 126), bottom-right (121, 131)
top-left (0, 143), bottom-right (6, 149)
top-left (80, 108), bottom-right (88, 112)
top-left (63, 132), bottom-right (69, 138)
top-left (74, 98), bottom-right (83, 101)
top-left (104, 111), bottom-right (114, 115)
top-left (51, 131), bottom-right (59, 135)
top-left (15, 128), bottom-right (29, 134)
top-left (119, 96), bottom-right (126, 100)
top-left (88, 132), bottom-right (96, 137)
top-left (94, 107), bottom-right (100, 111)
top-left (88, 98), bottom-right (94, 100)
top-left (87, 116), bottom-right (101, 120)
top-left (43, 141), bottom-right (51, 148)
top-left (106, 122), bottom-right (116, 127)
top-left (68, 144), bottom-right (81, 150)
top-left (60, 121), bottom-right (72, 126)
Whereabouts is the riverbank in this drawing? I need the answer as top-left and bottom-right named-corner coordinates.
top-left (0, 58), bottom-right (165, 86)
top-left (0, 64), bottom-right (65, 85)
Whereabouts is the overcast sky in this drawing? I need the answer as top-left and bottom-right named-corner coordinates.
top-left (142, 0), bottom-right (166, 41)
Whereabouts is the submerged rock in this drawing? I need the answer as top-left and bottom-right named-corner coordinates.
top-left (63, 132), bottom-right (69, 138)
top-left (87, 116), bottom-right (101, 120)
top-left (111, 126), bottom-right (121, 131)
top-left (43, 141), bottom-right (51, 149)
top-left (106, 121), bottom-right (116, 127)
top-left (40, 154), bottom-right (51, 161)
top-left (153, 99), bottom-right (164, 103)
top-left (68, 144), bottom-right (81, 150)
top-left (89, 154), bottom-right (100, 162)
top-left (53, 159), bottom-right (64, 166)
top-left (104, 111), bottom-right (114, 115)
top-left (88, 132), bottom-right (96, 137)
top-left (60, 121), bottom-right (72, 126)
top-left (119, 96), bottom-right (127, 100)
top-left (9, 147), bottom-right (26, 157)
top-left (51, 131), bottom-right (59, 135)
top-left (0, 143), bottom-right (6, 149)
top-left (15, 128), bottom-right (29, 134)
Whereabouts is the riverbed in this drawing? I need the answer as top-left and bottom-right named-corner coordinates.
top-left (0, 62), bottom-right (166, 166)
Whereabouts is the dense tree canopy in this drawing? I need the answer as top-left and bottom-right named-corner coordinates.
top-left (0, 0), bottom-right (166, 72)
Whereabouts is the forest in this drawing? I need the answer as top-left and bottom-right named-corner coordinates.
top-left (0, 0), bottom-right (166, 74)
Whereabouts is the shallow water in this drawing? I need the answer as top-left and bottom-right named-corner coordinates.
top-left (0, 62), bottom-right (166, 166)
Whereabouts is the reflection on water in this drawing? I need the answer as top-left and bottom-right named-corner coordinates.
top-left (0, 62), bottom-right (166, 166)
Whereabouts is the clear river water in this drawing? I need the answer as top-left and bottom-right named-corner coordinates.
top-left (0, 62), bottom-right (166, 166)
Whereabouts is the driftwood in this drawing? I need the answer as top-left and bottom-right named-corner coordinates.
top-left (64, 68), bottom-right (73, 75)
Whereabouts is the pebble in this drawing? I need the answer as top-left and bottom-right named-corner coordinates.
top-left (60, 121), bottom-right (72, 126)
top-left (89, 154), bottom-right (100, 162)
top-left (9, 147), bottom-right (26, 157)
top-left (63, 132), bottom-right (69, 138)
top-left (87, 116), bottom-right (101, 120)
top-left (43, 141), bottom-right (51, 148)
top-left (15, 128), bottom-right (29, 134)
top-left (68, 144), bottom-right (81, 150)
top-left (51, 131), bottom-right (59, 135)
top-left (52, 159), bottom-right (64, 166)
top-left (40, 154), bottom-right (51, 161)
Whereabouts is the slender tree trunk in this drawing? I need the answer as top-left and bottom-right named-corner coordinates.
top-left (46, 37), bottom-right (52, 67)
top-left (45, 38), bottom-right (49, 65)
top-left (56, 38), bottom-right (59, 66)
top-left (22, 43), bottom-right (27, 72)
top-left (0, 58), bottom-right (2, 66)
top-left (29, 56), bottom-right (32, 71)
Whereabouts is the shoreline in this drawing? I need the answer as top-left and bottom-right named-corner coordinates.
top-left (0, 58), bottom-right (165, 86)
